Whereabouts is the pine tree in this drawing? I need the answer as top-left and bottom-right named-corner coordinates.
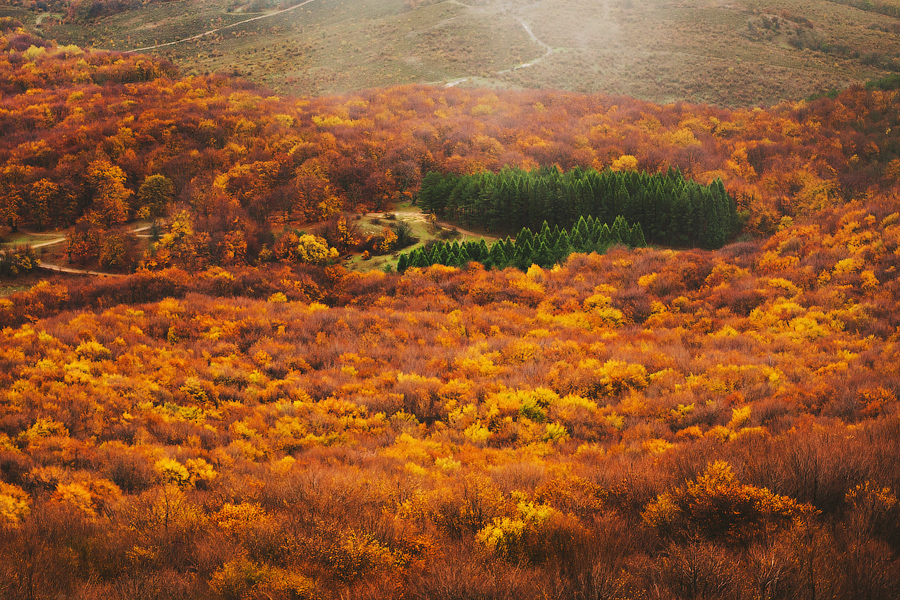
top-left (598, 223), bottom-right (612, 247)
top-left (457, 245), bottom-right (471, 267)
top-left (475, 239), bottom-right (490, 262)
top-left (411, 249), bottom-right (429, 269)
top-left (533, 239), bottom-right (554, 268)
top-left (485, 239), bottom-right (508, 269)
top-left (570, 227), bottom-right (587, 253)
top-left (611, 215), bottom-right (630, 245)
top-left (553, 230), bottom-right (572, 263)
top-left (630, 222), bottom-right (647, 248)
top-left (436, 243), bottom-right (451, 265)
top-left (514, 239), bottom-right (535, 270)
top-left (515, 227), bottom-right (534, 251)
top-left (502, 236), bottom-right (515, 258)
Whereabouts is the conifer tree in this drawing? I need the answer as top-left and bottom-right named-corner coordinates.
top-left (485, 239), bottom-right (508, 269)
top-left (514, 239), bottom-right (535, 270)
top-left (411, 249), bottom-right (429, 269)
top-left (598, 223), bottom-right (612, 246)
top-left (459, 245), bottom-right (472, 265)
top-left (630, 222), bottom-right (647, 248)
top-left (534, 239), bottom-right (554, 268)
top-left (611, 215), bottom-right (630, 244)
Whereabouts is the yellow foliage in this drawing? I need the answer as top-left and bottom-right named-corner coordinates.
top-left (54, 482), bottom-right (96, 517)
top-left (767, 277), bottom-right (800, 297)
top-left (643, 461), bottom-right (812, 543)
top-left (75, 340), bottom-right (111, 361)
top-left (215, 502), bottom-right (270, 533)
top-left (583, 293), bottom-right (611, 310)
top-left (727, 406), bottom-right (752, 430)
top-left (833, 257), bottom-right (859, 275)
top-left (0, 481), bottom-right (30, 527)
top-left (665, 128), bottom-right (701, 147)
top-left (464, 421), bottom-right (492, 444)
top-left (155, 458), bottom-right (191, 487)
top-left (502, 340), bottom-right (541, 365)
top-left (543, 422), bottom-right (569, 443)
top-left (21, 418), bottom-right (69, 444)
top-left (295, 234), bottom-right (338, 265)
top-left (185, 458), bottom-right (218, 486)
top-left (845, 481), bottom-right (897, 514)
top-left (610, 154), bottom-right (639, 171)
top-left (476, 500), bottom-right (558, 558)
top-left (638, 273), bottom-right (657, 288)
top-left (643, 438), bottom-right (674, 455)
top-left (757, 250), bottom-right (799, 272)
top-left (325, 530), bottom-right (397, 580)
top-left (590, 359), bottom-right (649, 396)
top-left (860, 269), bottom-right (879, 291)
top-left (209, 557), bottom-right (316, 599)
top-left (435, 456), bottom-right (461, 472)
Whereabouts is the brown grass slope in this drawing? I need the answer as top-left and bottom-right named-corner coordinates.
top-left (3, 0), bottom-right (900, 106)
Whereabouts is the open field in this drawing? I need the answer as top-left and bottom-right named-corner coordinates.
top-left (5, 0), bottom-right (900, 106)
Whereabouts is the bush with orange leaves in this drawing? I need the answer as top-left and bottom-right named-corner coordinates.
top-left (644, 461), bottom-right (815, 544)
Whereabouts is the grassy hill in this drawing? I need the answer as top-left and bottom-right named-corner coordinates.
top-left (4, 0), bottom-right (900, 106)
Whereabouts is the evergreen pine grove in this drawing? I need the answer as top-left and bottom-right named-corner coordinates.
top-left (417, 166), bottom-right (739, 249)
top-left (396, 217), bottom-right (647, 273)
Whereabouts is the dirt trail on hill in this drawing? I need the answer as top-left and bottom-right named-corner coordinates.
top-left (125, 0), bottom-right (320, 53)
top-left (36, 261), bottom-right (126, 278)
top-left (366, 212), bottom-right (491, 240)
top-left (497, 20), bottom-right (553, 74)
top-left (32, 225), bottom-right (152, 277)
top-left (441, 2), bottom-right (554, 85)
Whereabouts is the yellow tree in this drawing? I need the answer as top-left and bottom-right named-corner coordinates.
top-left (87, 158), bottom-right (132, 226)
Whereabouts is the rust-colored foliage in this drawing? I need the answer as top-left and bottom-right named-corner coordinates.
top-left (1, 24), bottom-right (900, 600)
top-left (0, 30), bottom-right (899, 270)
top-left (1, 196), bottom-right (899, 598)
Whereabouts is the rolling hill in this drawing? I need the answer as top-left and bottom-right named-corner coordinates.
top-left (3, 0), bottom-right (900, 106)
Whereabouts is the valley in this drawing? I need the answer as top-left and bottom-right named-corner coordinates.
top-left (0, 7), bottom-right (899, 600)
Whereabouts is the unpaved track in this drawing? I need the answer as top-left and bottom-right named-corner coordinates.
top-left (365, 212), bottom-right (492, 240)
top-left (125, 0), bottom-right (320, 53)
top-left (32, 225), bottom-right (152, 277)
top-left (36, 261), bottom-right (125, 278)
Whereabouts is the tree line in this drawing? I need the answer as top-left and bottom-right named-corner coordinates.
top-left (417, 166), bottom-right (739, 249)
top-left (397, 215), bottom-right (646, 273)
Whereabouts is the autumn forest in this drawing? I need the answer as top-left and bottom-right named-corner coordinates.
top-left (1, 14), bottom-right (900, 600)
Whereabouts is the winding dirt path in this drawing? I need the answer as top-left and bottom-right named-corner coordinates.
top-left (36, 261), bottom-right (126, 278)
top-left (440, 2), bottom-right (554, 85)
top-left (365, 212), bottom-right (493, 240)
top-left (30, 237), bottom-right (67, 249)
top-left (32, 225), bottom-right (152, 277)
top-left (125, 0), bottom-right (319, 53)
top-left (497, 21), bottom-right (553, 74)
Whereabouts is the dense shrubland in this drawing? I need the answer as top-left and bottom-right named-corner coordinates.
top-left (2, 196), bottom-right (900, 599)
top-left (1, 23), bottom-right (900, 600)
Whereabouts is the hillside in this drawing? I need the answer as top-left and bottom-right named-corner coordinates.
top-left (3, 0), bottom-right (900, 106)
top-left (1, 19), bottom-right (900, 600)
top-left (1, 199), bottom-right (900, 599)
top-left (0, 28), bottom-right (898, 275)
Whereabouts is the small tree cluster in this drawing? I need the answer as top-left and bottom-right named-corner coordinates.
top-left (397, 216), bottom-right (646, 273)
